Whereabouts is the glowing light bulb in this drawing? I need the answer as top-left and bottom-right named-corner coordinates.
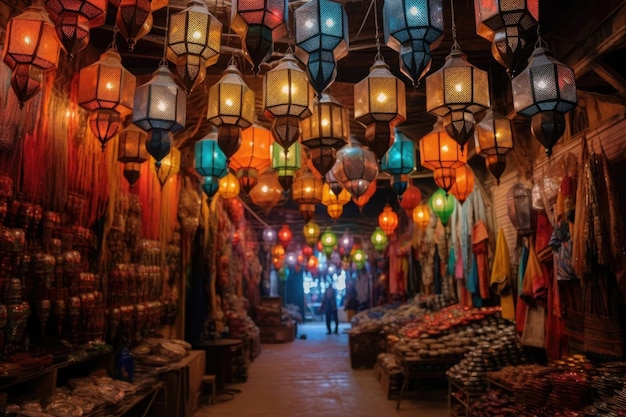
top-left (441, 145), bottom-right (449, 152)
top-left (537, 80), bottom-right (547, 89)
top-left (24, 36), bottom-right (31, 45)
top-left (409, 6), bottom-right (418, 15)
top-left (305, 19), bottom-right (314, 29)
top-left (281, 84), bottom-right (290, 95)
top-left (321, 118), bottom-right (329, 127)
top-left (455, 84), bottom-right (463, 92)
top-left (376, 92), bottom-right (387, 103)
top-left (157, 101), bottom-right (167, 111)
top-left (262, 185), bottom-right (269, 192)
top-left (192, 30), bottom-right (202, 39)
top-left (105, 82), bottom-right (114, 90)
top-left (325, 18), bottom-right (334, 27)
top-left (225, 98), bottom-right (233, 106)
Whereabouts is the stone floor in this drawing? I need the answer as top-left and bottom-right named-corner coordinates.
top-left (194, 322), bottom-right (449, 417)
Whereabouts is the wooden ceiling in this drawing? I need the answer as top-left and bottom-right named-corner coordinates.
top-left (1, 0), bottom-right (625, 236)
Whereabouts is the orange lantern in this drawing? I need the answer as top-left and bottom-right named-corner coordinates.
top-left (412, 203), bottom-right (431, 229)
top-left (229, 124), bottom-right (273, 193)
top-left (115, 0), bottom-right (153, 52)
top-left (449, 164), bottom-right (475, 204)
top-left (321, 182), bottom-right (350, 220)
top-left (419, 120), bottom-right (467, 171)
top-left (326, 204), bottom-right (344, 220)
top-left (378, 204), bottom-right (399, 235)
top-left (291, 169), bottom-right (323, 222)
top-left (352, 180), bottom-right (377, 209)
top-left (248, 170), bottom-right (283, 214)
top-left (433, 167), bottom-right (457, 193)
top-left (277, 224), bottom-right (292, 248)
top-left (218, 172), bottom-right (240, 199)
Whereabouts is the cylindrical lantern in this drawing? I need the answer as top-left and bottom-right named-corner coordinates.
top-left (118, 124), bottom-right (148, 187)
top-left (475, 109), bottom-right (514, 159)
top-left (381, 131), bottom-right (416, 196)
top-left (512, 45), bottom-right (577, 156)
top-left (378, 204), bottom-right (399, 235)
top-left (194, 135), bottom-right (228, 179)
top-left (428, 188), bottom-right (456, 226)
top-left (506, 183), bottom-right (536, 237)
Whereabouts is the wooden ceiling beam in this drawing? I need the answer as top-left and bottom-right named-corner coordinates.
top-left (591, 59), bottom-right (626, 99)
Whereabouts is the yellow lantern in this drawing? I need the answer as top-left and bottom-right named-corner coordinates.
top-left (378, 204), bottom-right (399, 235)
top-left (303, 221), bottom-right (320, 247)
top-left (291, 169), bottom-right (323, 222)
top-left (412, 203), bottom-right (430, 229)
top-left (326, 204), bottom-right (344, 220)
top-left (218, 172), bottom-right (240, 199)
top-left (152, 147), bottom-right (181, 187)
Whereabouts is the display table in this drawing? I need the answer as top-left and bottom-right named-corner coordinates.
top-left (195, 339), bottom-right (245, 395)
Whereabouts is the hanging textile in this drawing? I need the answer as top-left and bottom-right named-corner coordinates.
top-left (472, 220), bottom-right (490, 299)
top-left (490, 228), bottom-right (515, 320)
top-left (434, 244), bottom-right (442, 295)
top-left (516, 242), bottom-right (529, 335)
top-left (467, 256), bottom-right (482, 307)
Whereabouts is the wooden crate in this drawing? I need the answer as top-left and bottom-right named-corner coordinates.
top-left (348, 332), bottom-right (387, 369)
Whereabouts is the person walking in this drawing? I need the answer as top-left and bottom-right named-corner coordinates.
top-left (319, 287), bottom-right (339, 334)
top-left (343, 283), bottom-right (359, 323)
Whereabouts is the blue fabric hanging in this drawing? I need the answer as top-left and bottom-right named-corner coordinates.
top-left (467, 255), bottom-right (482, 307)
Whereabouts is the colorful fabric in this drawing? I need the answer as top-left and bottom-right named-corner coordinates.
top-left (490, 228), bottom-right (515, 321)
top-left (472, 220), bottom-right (490, 299)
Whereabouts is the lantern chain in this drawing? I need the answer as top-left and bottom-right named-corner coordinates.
top-left (160, 6), bottom-right (170, 67)
top-left (373, 0), bottom-right (383, 61)
top-left (449, 0), bottom-right (460, 51)
top-left (534, 25), bottom-right (547, 49)
top-left (108, 26), bottom-right (119, 51)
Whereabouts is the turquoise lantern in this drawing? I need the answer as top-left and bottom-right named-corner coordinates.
top-left (428, 188), bottom-right (456, 226)
top-left (293, 0), bottom-right (349, 94)
top-left (195, 135), bottom-right (228, 198)
top-left (380, 130), bottom-right (416, 196)
top-left (383, 0), bottom-right (444, 87)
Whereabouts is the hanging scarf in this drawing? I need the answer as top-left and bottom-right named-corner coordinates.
top-left (467, 256), bottom-right (482, 307)
top-left (516, 242), bottom-right (530, 334)
top-left (490, 228), bottom-right (515, 321)
top-left (434, 244), bottom-right (442, 294)
top-left (472, 220), bottom-right (490, 299)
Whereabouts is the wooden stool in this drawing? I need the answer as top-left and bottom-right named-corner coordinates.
top-left (201, 374), bottom-right (216, 405)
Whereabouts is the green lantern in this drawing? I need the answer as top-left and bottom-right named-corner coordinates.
top-left (320, 229), bottom-right (337, 257)
top-left (428, 188), bottom-right (456, 226)
top-left (370, 227), bottom-right (388, 252)
top-left (352, 249), bottom-right (366, 269)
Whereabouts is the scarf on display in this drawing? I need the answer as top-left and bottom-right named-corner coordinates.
top-left (491, 228), bottom-right (515, 321)
top-left (472, 220), bottom-right (490, 299)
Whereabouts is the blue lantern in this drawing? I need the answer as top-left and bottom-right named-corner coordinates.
top-left (383, 0), bottom-right (444, 87)
top-left (195, 134), bottom-right (228, 199)
top-left (380, 131), bottom-right (416, 196)
top-left (293, 0), bottom-right (349, 94)
top-left (201, 176), bottom-right (221, 198)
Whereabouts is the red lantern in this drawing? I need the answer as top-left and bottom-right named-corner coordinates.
top-left (277, 224), bottom-right (292, 248)
top-left (399, 183), bottom-right (422, 213)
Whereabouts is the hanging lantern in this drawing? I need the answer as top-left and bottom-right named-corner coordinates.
top-left (218, 172), bottom-right (240, 199)
top-left (378, 204), bottom-right (399, 235)
top-left (264, 52), bottom-right (313, 150)
top-left (419, 120), bottom-right (467, 171)
top-left (167, 0), bottom-right (222, 94)
top-left (380, 130), bottom-right (415, 196)
top-left (123, 163), bottom-right (142, 187)
top-left (449, 164), bottom-right (474, 203)
top-left (249, 170), bottom-right (283, 214)
top-left (262, 227), bottom-right (277, 245)
top-left (412, 203), bottom-right (430, 229)
top-left (474, 0), bottom-right (538, 76)
top-left (399, 182), bottom-right (422, 213)
top-left (44, 0), bottom-right (107, 60)
top-left (325, 203), bottom-right (342, 220)
top-left (133, 64), bottom-right (186, 166)
top-left (231, 0), bottom-right (288, 73)
top-left (475, 109), bottom-right (514, 183)
top-left (485, 154), bottom-right (507, 185)
top-left (306, 254), bottom-right (319, 272)
top-left (300, 94), bottom-right (349, 176)
top-left (2, 4), bottom-right (62, 106)
top-left (506, 183), bottom-right (536, 237)
top-left (271, 141), bottom-right (301, 191)
top-left (433, 167), bottom-right (456, 193)
top-left (115, 0), bottom-right (153, 52)
top-left (321, 182), bottom-right (350, 220)
top-left (331, 142), bottom-right (379, 199)
top-left (293, 0), bottom-right (349, 94)
top-left (207, 63), bottom-right (256, 160)
top-left (277, 224), bottom-right (293, 248)
top-left (354, 58), bottom-right (407, 161)
top-left (302, 244), bottom-right (313, 260)
top-left (152, 147), bottom-right (181, 187)
top-left (325, 169), bottom-right (343, 197)
top-left (428, 188), bottom-right (456, 226)
top-left (370, 227), bottom-right (388, 252)
top-left (228, 124), bottom-right (273, 193)
top-left (118, 125), bottom-right (148, 164)
top-left (352, 179), bottom-right (377, 209)
top-left (383, 0), bottom-right (444, 87)
top-left (201, 176), bottom-right (221, 199)
top-left (291, 169), bottom-right (323, 222)
top-left (271, 243), bottom-right (285, 259)
top-left (320, 229), bottom-right (337, 257)
top-left (512, 43), bottom-right (577, 157)
top-left (78, 49), bottom-right (136, 149)
top-left (339, 231), bottom-right (354, 253)
top-left (352, 249), bottom-right (366, 269)
top-left (425, 43), bottom-right (490, 151)
top-left (194, 134), bottom-right (229, 187)
top-left (303, 221), bottom-right (320, 247)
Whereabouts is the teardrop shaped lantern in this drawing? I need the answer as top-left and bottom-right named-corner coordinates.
top-left (354, 58), bottom-right (407, 161)
top-left (378, 204), bottom-right (399, 235)
top-left (264, 52), bottom-right (313, 150)
top-left (321, 182), bottom-right (350, 220)
top-left (152, 147), bottom-right (181, 187)
top-left (78, 49), bottom-right (136, 149)
top-left (370, 226), bottom-right (388, 252)
top-left (352, 178), bottom-right (377, 209)
top-left (506, 183), bottom-right (536, 237)
top-left (133, 64), bottom-right (186, 167)
top-left (449, 164), bottom-right (474, 203)
top-left (115, 0), bottom-right (153, 52)
top-left (412, 203), bottom-right (430, 229)
top-left (293, 0), bottom-right (349, 94)
top-left (218, 172), bottom-right (241, 199)
top-left (271, 141), bottom-right (301, 191)
top-left (303, 221), bottom-right (321, 247)
top-left (167, 0), bottom-right (222, 94)
top-left (475, 109), bottom-right (514, 183)
top-left (331, 141), bottom-right (379, 199)
top-left (474, 0), bottom-right (538, 76)
top-left (381, 130), bottom-right (415, 196)
top-left (207, 63), bottom-right (256, 160)
top-left (228, 124), bottom-right (273, 193)
top-left (291, 169), bottom-right (323, 222)
top-left (383, 0), bottom-right (444, 87)
top-left (428, 188), bottom-right (456, 226)
top-left (118, 124), bottom-right (148, 186)
top-left (2, 4), bottom-right (62, 106)
top-left (123, 163), bottom-right (143, 187)
top-left (512, 43), bottom-right (577, 157)
top-left (44, 0), bottom-right (108, 60)
top-left (248, 170), bottom-right (283, 214)
top-left (485, 154), bottom-right (507, 185)
top-left (300, 93), bottom-right (349, 176)
top-left (201, 176), bottom-right (221, 199)
top-left (433, 167), bottom-right (456, 193)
